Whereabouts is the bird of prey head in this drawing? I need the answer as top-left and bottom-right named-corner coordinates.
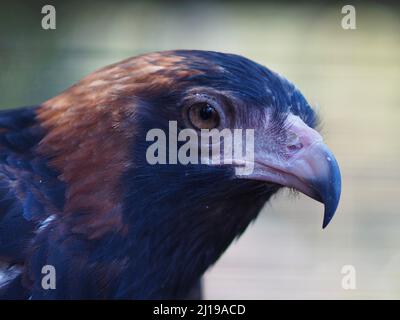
top-left (0, 50), bottom-right (340, 299)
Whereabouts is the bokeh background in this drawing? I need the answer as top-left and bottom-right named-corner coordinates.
top-left (0, 0), bottom-right (399, 299)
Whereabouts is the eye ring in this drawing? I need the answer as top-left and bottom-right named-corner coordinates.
top-left (187, 102), bottom-right (221, 130)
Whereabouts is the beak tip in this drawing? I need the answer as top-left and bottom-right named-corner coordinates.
top-left (316, 155), bottom-right (342, 229)
top-left (321, 182), bottom-right (341, 229)
top-left (322, 212), bottom-right (334, 229)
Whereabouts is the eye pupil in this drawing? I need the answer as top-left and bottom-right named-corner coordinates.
top-left (199, 104), bottom-right (214, 120)
top-left (187, 101), bottom-right (220, 130)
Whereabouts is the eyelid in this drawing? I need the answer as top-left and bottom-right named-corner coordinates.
top-left (187, 93), bottom-right (218, 105)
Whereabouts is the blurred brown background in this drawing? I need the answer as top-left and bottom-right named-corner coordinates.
top-left (0, 0), bottom-right (399, 299)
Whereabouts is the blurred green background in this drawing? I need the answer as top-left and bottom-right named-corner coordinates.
top-left (1, 0), bottom-right (399, 299)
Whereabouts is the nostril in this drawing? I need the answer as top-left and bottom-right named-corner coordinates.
top-left (286, 131), bottom-right (303, 152)
top-left (287, 142), bottom-right (303, 152)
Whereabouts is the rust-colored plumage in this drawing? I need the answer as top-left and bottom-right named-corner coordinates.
top-left (36, 52), bottom-right (202, 239)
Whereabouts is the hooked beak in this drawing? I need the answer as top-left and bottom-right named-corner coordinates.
top-left (241, 114), bottom-right (341, 228)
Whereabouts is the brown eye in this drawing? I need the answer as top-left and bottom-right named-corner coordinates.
top-left (188, 103), bottom-right (220, 129)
